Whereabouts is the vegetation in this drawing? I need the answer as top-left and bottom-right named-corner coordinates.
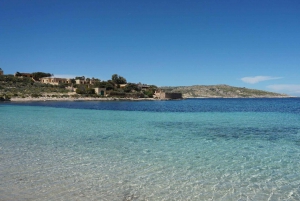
top-left (0, 73), bottom-right (157, 99)
top-left (0, 93), bottom-right (10, 101)
top-left (111, 74), bottom-right (127, 84)
top-left (124, 83), bottom-right (141, 93)
top-left (14, 72), bottom-right (24, 77)
top-left (0, 75), bottom-right (69, 98)
top-left (142, 85), bottom-right (157, 98)
top-left (75, 85), bottom-right (95, 94)
top-left (93, 80), bottom-right (115, 90)
top-left (32, 72), bottom-right (52, 81)
top-left (75, 76), bottom-right (85, 80)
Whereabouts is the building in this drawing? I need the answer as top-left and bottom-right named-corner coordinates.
top-left (88, 78), bottom-right (98, 85)
top-left (154, 89), bottom-right (182, 99)
top-left (138, 84), bottom-right (151, 91)
top-left (94, 88), bottom-right (106, 96)
top-left (75, 79), bottom-right (86, 84)
top-left (0, 68), bottom-right (3, 75)
top-left (75, 78), bottom-right (98, 85)
top-left (40, 77), bottom-right (71, 85)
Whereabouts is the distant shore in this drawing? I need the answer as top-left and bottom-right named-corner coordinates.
top-left (184, 96), bottom-right (293, 98)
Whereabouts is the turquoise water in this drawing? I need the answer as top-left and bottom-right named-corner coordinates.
top-left (1, 99), bottom-right (300, 200)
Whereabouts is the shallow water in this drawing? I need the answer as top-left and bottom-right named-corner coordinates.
top-left (1, 98), bottom-right (300, 200)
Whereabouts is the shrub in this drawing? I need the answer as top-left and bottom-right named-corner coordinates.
top-left (31, 93), bottom-right (40, 98)
top-left (109, 91), bottom-right (126, 97)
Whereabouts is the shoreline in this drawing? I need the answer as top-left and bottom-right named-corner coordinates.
top-left (9, 97), bottom-right (159, 102)
top-left (6, 96), bottom-right (296, 102)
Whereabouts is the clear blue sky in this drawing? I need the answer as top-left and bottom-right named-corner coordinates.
top-left (1, 0), bottom-right (300, 95)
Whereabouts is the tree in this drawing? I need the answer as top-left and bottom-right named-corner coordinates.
top-left (111, 74), bottom-right (127, 84)
top-left (15, 72), bottom-right (22, 76)
top-left (70, 79), bottom-right (76, 84)
top-left (75, 85), bottom-right (95, 94)
top-left (105, 82), bottom-right (115, 90)
top-left (124, 83), bottom-right (140, 93)
top-left (75, 76), bottom-right (85, 80)
top-left (112, 74), bottom-right (118, 82)
top-left (143, 90), bottom-right (154, 98)
top-left (143, 85), bottom-right (157, 98)
top-left (93, 81), bottom-right (114, 90)
top-left (32, 72), bottom-right (52, 81)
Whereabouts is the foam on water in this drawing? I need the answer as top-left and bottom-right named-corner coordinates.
top-left (1, 100), bottom-right (300, 200)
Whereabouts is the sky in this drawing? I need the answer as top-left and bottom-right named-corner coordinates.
top-left (1, 0), bottom-right (300, 95)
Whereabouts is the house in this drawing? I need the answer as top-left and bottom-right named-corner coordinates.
top-left (75, 78), bottom-right (98, 85)
top-left (94, 88), bottom-right (106, 96)
top-left (75, 79), bottom-right (86, 84)
top-left (138, 84), bottom-right (150, 91)
top-left (40, 77), bottom-right (71, 85)
top-left (0, 68), bottom-right (3, 75)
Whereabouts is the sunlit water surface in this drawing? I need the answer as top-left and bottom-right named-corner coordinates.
top-left (1, 99), bottom-right (300, 200)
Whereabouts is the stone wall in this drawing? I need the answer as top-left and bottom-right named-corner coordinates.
top-left (154, 91), bottom-right (182, 99)
top-left (164, 92), bottom-right (182, 99)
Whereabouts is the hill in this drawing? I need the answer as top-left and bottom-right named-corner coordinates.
top-left (160, 85), bottom-right (289, 98)
top-left (0, 74), bottom-right (157, 100)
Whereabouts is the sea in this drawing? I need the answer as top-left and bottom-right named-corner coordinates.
top-left (1, 98), bottom-right (300, 201)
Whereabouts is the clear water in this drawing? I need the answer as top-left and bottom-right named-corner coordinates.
top-left (1, 98), bottom-right (300, 201)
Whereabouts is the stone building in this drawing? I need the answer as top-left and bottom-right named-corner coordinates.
top-left (75, 78), bottom-right (98, 85)
top-left (75, 79), bottom-right (86, 84)
top-left (40, 77), bottom-right (71, 85)
top-left (154, 89), bottom-right (182, 99)
top-left (0, 68), bottom-right (3, 75)
top-left (94, 88), bottom-right (106, 96)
